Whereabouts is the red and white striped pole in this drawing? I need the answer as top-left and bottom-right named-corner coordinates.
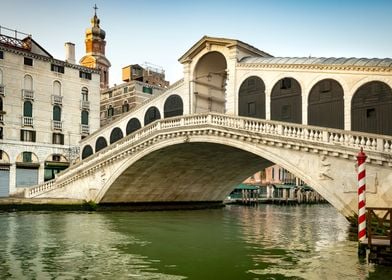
top-left (357, 147), bottom-right (367, 243)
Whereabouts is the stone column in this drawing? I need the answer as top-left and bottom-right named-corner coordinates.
top-left (224, 49), bottom-right (238, 115)
top-left (8, 163), bottom-right (16, 194)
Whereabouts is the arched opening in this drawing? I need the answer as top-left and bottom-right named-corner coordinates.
top-left (126, 118), bottom-right (141, 135)
top-left (107, 105), bottom-right (114, 118)
top-left (15, 151), bottom-right (39, 187)
top-left (95, 136), bottom-right (108, 152)
top-left (44, 154), bottom-right (69, 181)
top-left (81, 87), bottom-right (88, 101)
top-left (81, 110), bottom-right (89, 125)
top-left (271, 77), bottom-right (302, 124)
top-left (81, 145), bottom-right (93, 159)
top-left (193, 51), bottom-right (227, 114)
top-left (0, 149), bottom-right (10, 197)
top-left (24, 75), bottom-right (33, 90)
top-left (308, 79), bottom-right (344, 129)
top-left (53, 81), bottom-right (61, 96)
top-left (53, 105), bottom-right (61, 121)
top-left (110, 127), bottom-right (124, 144)
top-left (164, 95), bottom-right (183, 118)
top-left (238, 76), bottom-right (266, 118)
top-left (351, 81), bottom-right (392, 135)
top-left (23, 101), bottom-right (33, 117)
top-left (144, 106), bottom-right (161, 126)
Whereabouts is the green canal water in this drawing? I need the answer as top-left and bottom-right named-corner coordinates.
top-left (0, 204), bottom-right (391, 279)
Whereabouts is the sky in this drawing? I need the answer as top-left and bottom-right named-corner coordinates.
top-left (1, 0), bottom-right (392, 86)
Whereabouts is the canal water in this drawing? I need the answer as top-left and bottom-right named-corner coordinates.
top-left (1, 204), bottom-right (391, 279)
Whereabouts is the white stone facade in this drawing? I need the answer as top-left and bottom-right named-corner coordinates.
top-left (0, 41), bottom-right (100, 196)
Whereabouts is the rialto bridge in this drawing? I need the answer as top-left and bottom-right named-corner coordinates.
top-left (15, 36), bottom-right (392, 218)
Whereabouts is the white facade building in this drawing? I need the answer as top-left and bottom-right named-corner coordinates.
top-left (0, 27), bottom-right (100, 197)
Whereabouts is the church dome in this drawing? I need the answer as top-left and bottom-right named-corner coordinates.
top-left (86, 14), bottom-right (106, 40)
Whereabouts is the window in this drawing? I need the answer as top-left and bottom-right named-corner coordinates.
top-left (51, 64), bottom-right (64, 74)
top-left (53, 81), bottom-right (61, 96)
top-left (0, 150), bottom-right (2, 159)
top-left (52, 154), bottom-right (61, 162)
top-left (81, 87), bottom-right (88, 101)
top-left (272, 168), bottom-right (275, 180)
top-left (142, 86), bottom-right (153, 94)
top-left (0, 50), bottom-right (3, 59)
top-left (321, 80), bottom-right (332, 92)
top-left (79, 71), bottom-right (92, 80)
top-left (281, 105), bottom-right (291, 119)
top-left (0, 97), bottom-right (3, 111)
top-left (23, 101), bottom-right (33, 117)
top-left (367, 108), bottom-right (376, 118)
top-left (24, 57), bottom-right (33, 66)
top-left (53, 105), bottom-right (61, 121)
top-left (122, 102), bottom-right (129, 113)
top-left (0, 127), bottom-right (3, 140)
top-left (247, 102), bottom-right (256, 116)
top-left (24, 75), bottom-right (33, 90)
top-left (107, 105), bottom-right (114, 117)
top-left (21, 130), bottom-right (36, 142)
top-left (81, 110), bottom-right (89, 125)
top-left (124, 87), bottom-right (128, 93)
top-left (281, 78), bottom-right (292, 90)
top-left (52, 133), bottom-right (64, 145)
top-left (22, 152), bottom-right (32, 162)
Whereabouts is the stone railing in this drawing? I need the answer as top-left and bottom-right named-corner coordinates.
top-left (23, 113), bottom-right (392, 198)
top-left (51, 94), bottom-right (63, 105)
top-left (52, 120), bottom-right (62, 130)
top-left (80, 100), bottom-right (90, 110)
top-left (22, 116), bottom-right (33, 126)
top-left (22, 89), bottom-right (34, 100)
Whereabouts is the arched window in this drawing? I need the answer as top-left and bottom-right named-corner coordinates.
top-left (81, 87), bottom-right (88, 101)
top-left (351, 81), bottom-right (392, 135)
top-left (23, 101), bottom-right (32, 117)
top-left (53, 81), bottom-right (61, 96)
top-left (238, 76), bottom-right (266, 119)
top-left (53, 105), bottom-right (61, 121)
top-left (81, 110), bottom-right (89, 125)
top-left (122, 102), bottom-right (129, 113)
top-left (308, 79), bottom-right (344, 129)
top-left (0, 97), bottom-right (3, 111)
top-left (110, 127), bottom-right (123, 144)
top-left (0, 69), bottom-right (3, 84)
top-left (81, 145), bottom-right (93, 159)
top-left (107, 105), bottom-right (114, 117)
top-left (144, 106), bottom-right (161, 125)
top-left (271, 77), bottom-right (302, 124)
top-left (164, 95), bottom-right (183, 118)
top-left (24, 75), bottom-right (33, 90)
top-left (95, 136), bottom-right (108, 152)
top-left (126, 118), bottom-right (141, 135)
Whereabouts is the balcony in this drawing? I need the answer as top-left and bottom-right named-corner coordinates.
top-left (52, 120), bottom-right (62, 131)
top-left (22, 116), bottom-right (33, 127)
top-left (81, 124), bottom-right (89, 135)
top-left (22, 89), bottom-right (34, 100)
top-left (0, 84), bottom-right (4, 96)
top-left (80, 100), bottom-right (90, 110)
top-left (51, 95), bottom-right (63, 105)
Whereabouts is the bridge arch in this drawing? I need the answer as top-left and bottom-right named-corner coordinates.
top-left (144, 106), bottom-right (161, 126)
top-left (308, 79), bottom-right (344, 129)
top-left (126, 118), bottom-right (142, 135)
top-left (270, 77), bottom-right (302, 124)
top-left (81, 145), bottom-right (93, 159)
top-left (110, 127), bottom-right (124, 144)
top-left (95, 136), bottom-right (108, 152)
top-left (351, 81), bottom-right (392, 135)
top-left (193, 51), bottom-right (227, 114)
top-left (238, 76), bottom-right (266, 119)
top-left (164, 95), bottom-right (183, 118)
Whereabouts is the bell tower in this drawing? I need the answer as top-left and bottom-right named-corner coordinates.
top-left (80, 5), bottom-right (111, 89)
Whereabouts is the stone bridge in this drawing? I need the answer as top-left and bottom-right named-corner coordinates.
top-left (15, 36), bottom-right (392, 218)
top-left (21, 113), bottom-right (392, 218)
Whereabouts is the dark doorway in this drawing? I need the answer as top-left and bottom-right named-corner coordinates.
top-left (95, 136), bottom-right (108, 152)
top-left (144, 106), bottom-right (161, 126)
top-left (126, 118), bottom-right (142, 135)
top-left (110, 127), bottom-right (124, 144)
top-left (164, 95), bottom-right (183, 118)
top-left (82, 145), bottom-right (93, 159)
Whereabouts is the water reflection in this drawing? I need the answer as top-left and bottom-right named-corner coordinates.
top-left (0, 205), bottom-right (392, 279)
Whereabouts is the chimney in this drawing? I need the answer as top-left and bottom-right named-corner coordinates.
top-left (65, 42), bottom-right (75, 64)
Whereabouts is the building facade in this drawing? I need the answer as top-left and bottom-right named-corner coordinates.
top-left (0, 26), bottom-right (101, 197)
top-left (100, 64), bottom-right (169, 126)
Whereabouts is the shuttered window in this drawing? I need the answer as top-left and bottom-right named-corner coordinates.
top-left (16, 168), bottom-right (38, 187)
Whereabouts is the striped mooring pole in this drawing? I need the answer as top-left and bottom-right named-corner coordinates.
top-left (357, 147), bottom-right (367, 257)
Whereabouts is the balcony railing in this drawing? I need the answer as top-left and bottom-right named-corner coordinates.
top-left (81, 124), bottom-right (89, 135)
top-left (52, 120), bottom-right (62, 130)
top-left (80, 100), bottom-right (90, 110)
top-left (22, 116), bottom-right (33, 126)
top-left (0, 85), bottom-right (5, 96)
top-left (22, 89), bottom-right (34, 100)
top-left (51, 95), bottom-right (63, 105)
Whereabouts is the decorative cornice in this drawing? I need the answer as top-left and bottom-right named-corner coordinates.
top-left (0, 45), bottom-right (100, 74)
top-left (236, 62), bottom-right (392, 73)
